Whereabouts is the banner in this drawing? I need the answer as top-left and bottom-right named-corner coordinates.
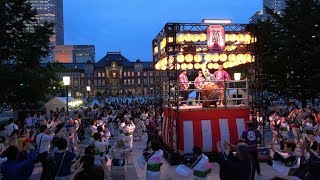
top-left (207, 25), bottom-right (225, 52)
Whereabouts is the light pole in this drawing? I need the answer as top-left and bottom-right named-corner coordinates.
top-left (234, 73), bottom-right (241, 105)
top-left (86, 86), bottom-right (90, 104)
top-left (63, 76), bottom-right (70, 114)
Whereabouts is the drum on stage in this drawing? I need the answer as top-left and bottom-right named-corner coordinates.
top-left (201, 83), bottom-right (221, 107)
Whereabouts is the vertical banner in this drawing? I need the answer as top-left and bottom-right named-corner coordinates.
top-left (207, 25), bottom-right (225, 52)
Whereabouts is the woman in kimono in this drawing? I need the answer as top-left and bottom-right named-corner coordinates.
top-left (122, 120), bottom-right (135, 151)
top-left (133, 118), bottom-right (143, 141)
top-left (107, 139), bottom-right (131, 180)
top-left (145, 140), bottom-right (163, 180)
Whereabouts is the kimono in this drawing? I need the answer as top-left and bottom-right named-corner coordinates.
top-left (107, 146), bottom-right (130, 180)
top-left (146, 150), bottom-right (163, 180)
top-left (123, 123), bottom-right (135, 150)
top-left (191, 154), bottom-right (212, 180)
top-left (133, 119), bottom-right (143, 139)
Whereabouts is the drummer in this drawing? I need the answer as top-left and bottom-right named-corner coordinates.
top-left (202, 69), bottom-right (215, 83)
top-left (194, 71), bottom-right (206, 106)
top-left (213, 65), bottom-right (231, 106)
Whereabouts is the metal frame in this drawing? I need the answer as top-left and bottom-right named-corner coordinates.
top-left (153, 22), bottom-right (259, 155)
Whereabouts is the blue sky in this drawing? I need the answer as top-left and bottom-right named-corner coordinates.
top-left (64, 0), bottom-right (262, 62)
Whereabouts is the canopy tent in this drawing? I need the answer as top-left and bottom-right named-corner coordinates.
top-left (45, 97), bottom-right (74, 111)
top-left (89, 99), bottom-right (101, 108)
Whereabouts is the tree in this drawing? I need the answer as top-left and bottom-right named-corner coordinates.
top-left (257, 0), bottom-right (320, 107)
top-left (0, 0), bottom-right (55, 110)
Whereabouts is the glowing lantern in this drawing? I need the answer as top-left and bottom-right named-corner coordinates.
top-left (155, 63), bottom-right (160, 70)
top-left (228, 61), bottom-right (234, 68)
top-left (191, 34), bottom-right (199, 42)
top-left (168, 37), bottom-right (174, 43)
top-left (175, 64), bottom-right (181, 70)
top-left (163, 58), bottom-right (168, 65)
top-left (184, 33), bottom-right (192, 42)
top-left (168, 56), bottom-right (174, 64)
top-left (199, 33), bottom-right (207, 41)
top-left (219, 54), bottom-right (228, 62)
top-left (244, 34), bottom-right (251, 44)
top-left (177, 34), bottom-right (184, 43)
top-left (228, 54), bottom-right (236, 61)
top-left (237, 34), bottom-right (244, 42)
top-left (211, 53), bottom-right (220, 62)
top-left (225, 45), bottom-right (237, 51)
top-left (181, 63), bottom-right (187, 70)
top-left (177, 54), bottom-right (185, 63)
top-left (207, 63), bottom-right (214, 69)
top-left (196, 47), bottom-right (202, 52)
top-left (204, 54), bottom-right (211, 62)
top-left (160, 39), bottom-right (166, 49)
top-left (185, 54), bottom-right (193, 63)
top-left (213, 63), bottom-right (219, 69)
top-left (229, 34), bottom-right (237, 42)
top-left (225, 34), bottom-right (229, 42)
top-left (194, 63), bottom-right (201, 69)
top-left (244, 54), bottom-right (252, 62)
top-left (252, 56), bottom-right (255, 62)
top-left (187, 63), bottom-right (193, 70)
top-left (223, 62), bottom-right (228, 68)
top-left (161, 65), bottom-right (167, 71)
top-left (154, 46), bottom-right (158, 54)
top-left (201, 63), bottom-right (207, 69)
top-left (194, 54), bottom-right (202, 63)
top-left (237, 54), bottom-right (244, 63)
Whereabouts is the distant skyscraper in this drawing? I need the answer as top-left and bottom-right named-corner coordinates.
top-left (55, 45), bottom-right (95, 63)
top-left (263, 0), bottom-right (286, 16)
top-left (29, 0), bottom-right (64, 62)
top-left (249, 10), bottom-right (265, 24)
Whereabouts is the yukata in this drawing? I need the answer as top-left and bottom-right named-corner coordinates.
top-left (279, 122), bottom-right (290, 139)
top-left (119, 122), bottom-right (126, 138)
top-left (133, 119), bottom-right (143, 140)
top-left (123, 123), bottom-right (136, 150)
top-left (145, 150), bottom-right (163, 180)
top-left (107, 147), bottom-right (130, 180)
top-left (191, 154), bottom-right (212, 180)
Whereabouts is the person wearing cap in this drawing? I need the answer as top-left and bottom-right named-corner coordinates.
top-left (241, 121), bottom-right (261, 176)
top-left (189, 146), bottom-right (212, 180)
top-left (178, 69), bottom-right (189, 106)
top-left (194, 71), bottom-right (206, 106)
top-left (216, 141), bottom-right (255, 180)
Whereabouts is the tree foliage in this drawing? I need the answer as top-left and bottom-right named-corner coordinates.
top-left (257, 0), bottom-right (320, 104)
top-left (0, 0), bottom-right (57, 110)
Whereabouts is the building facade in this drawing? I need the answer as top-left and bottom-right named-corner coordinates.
top-left (249, 0), bottom-right (286, 23)
top-left (249, 10), bottom-right (265, 24)
top-left (55, 45), bottom-right (95, 63)
top-left (53, 52), bottom-right (154, 97)
top-left (29, 0), bottom-right (64, 63)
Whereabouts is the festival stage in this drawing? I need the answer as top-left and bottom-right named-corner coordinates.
top-left (162, 106), bottom-right (250, 155)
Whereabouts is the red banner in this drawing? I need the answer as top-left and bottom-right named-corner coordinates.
top-left (207, 25), bottom-right (225, 52)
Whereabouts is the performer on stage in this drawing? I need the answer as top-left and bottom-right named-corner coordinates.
top-left (213, 65), bottom-right (231, 105)
top-left (194, 71), bottom-right (206, 106)
top-left (202, 68), bottom-right (215, 82)
top-left (179, 69), bottom-right (189, 106)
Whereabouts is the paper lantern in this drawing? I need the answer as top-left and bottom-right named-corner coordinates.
top-left (219, 54), bottom-right (227, 62)
top-left (211, 53), bottom-right (220, 62)
top-left (175, 64), bottom-right (181, 70)
top-left (223, 62), bottom-right (228, 68)
top-left (187, 63), bottom-right (193, 70)
top-left (191, 34), bottom-right (199, 42)
top-left (168, 56), bottom-right (174, 64)
top-left (244, 54), bottom-right (252, 62)
top-left (181, 63), bottom-right (187, 70)
top-left (252, 56), bottom-right (255, 62)
top-left (177, 34), bottom-right (184, 43)
top-left (225, 34), bottom-right (229, 42)
top-left (244, 34), bottom-right (251, 44)
top-left (201, 63), bottom-right (207, 69)
top-left (196, 47), bottom-right (202, 52)
top-left (194, 54), bottom-right (202, 63)
top-left (168, 37), bottom-right (174, 43)
top-left (225, 45), bottom-right (237, 51)
top-left (229, 34), bottom-right (237, 42)
top-left (154, 46), bottom-right (158, 54)
top-left (213, 63), bottom-right (219, 69)
top-left (204, 54), bottom-right (211, 62)
top-left (185, 54), bottom-right (193, 63)
top-left (194, 63), bottom-right (201, 69)
top-left (228, 61), bottom-right (235, 68)
top-left (237, 54), bottom-right (244, 63)
top-left (237, 34), bottom-right (244, 42)
top-left (184, 33), bottom-right (192, 42)
top-left (177, 54), bottom-right (185, 63)
top-left (155, 63), bottom-right (160, 70)
top-left (228, 54), bottom-right (236, 61)
top-left (207, 63), bottom-right (214, 69)
top-left (161, 65), bottom-right (167, 70)
top-left (199, 33), bottom-right (207, 41)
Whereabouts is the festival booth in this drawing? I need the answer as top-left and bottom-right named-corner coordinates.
top-left (152, 21), bottom-right (258, 164)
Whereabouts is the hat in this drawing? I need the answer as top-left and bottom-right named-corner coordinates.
top-left (236, 142), bottom-right (249, 155)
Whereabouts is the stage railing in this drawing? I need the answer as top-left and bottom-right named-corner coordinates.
top-left (162, 79), bottom-right (249, 108)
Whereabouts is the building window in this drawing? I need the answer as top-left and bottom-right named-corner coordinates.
top-left (97, 80), bottom-right (101, 86)
top-left (87, 80), bottom-right (91, 86)
top-left (132, 79), bottom-right (135, 85)
top-left (102, 72), bottom-right (105, 77)
top-left (102, 80), bottom-right (105, 86)
top-left (112, 72), bottom-right (116, 78)
top-left (128, 71), bottom-right (131, 77)
top-left (143, 72), bottom-right (147, 77)
top-left (150, 72), bottom-right (153, 76)
top-left (144, 78), bottom-right (148, 84)
top-left (81, 73), bottom-right (84, 78)
top-left (137, 72), bottom-right (141, 76)
top-left (124, 71), bottom-right (127, 77)
top-left (138, 79), bottom-right (141, 85)
top-left (128, 79), bottom-right (131, 85)
top-left (98, 72), bottom-right (101, 77)
top-left (94, 80), bottom-right (97, 86)
top-left (74, 80), bottom-right (78, 86)
top-left (124, 79), bottom-right (127, 85)
top-left (131, 71), bottom-right (134, 76)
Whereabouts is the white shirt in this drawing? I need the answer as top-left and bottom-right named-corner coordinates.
top-left (25, 117), bottom-right (34, 127)
top-left (36, 133), bottom-right (54, 153)
top-left (5, 123), bottom-right (18, 135)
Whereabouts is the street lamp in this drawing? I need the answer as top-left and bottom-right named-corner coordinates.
top-left (63, 76), bottom-right (70, 114)
top-left (234, 73), bottom-right (241, 105)
top-left (86, 86), bottom-right (90, 104)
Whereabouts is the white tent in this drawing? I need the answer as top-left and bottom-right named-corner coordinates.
top-left (90, 99), bottom-right (101, 107)
top-left (45, 97), bottom-right (74, 111)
